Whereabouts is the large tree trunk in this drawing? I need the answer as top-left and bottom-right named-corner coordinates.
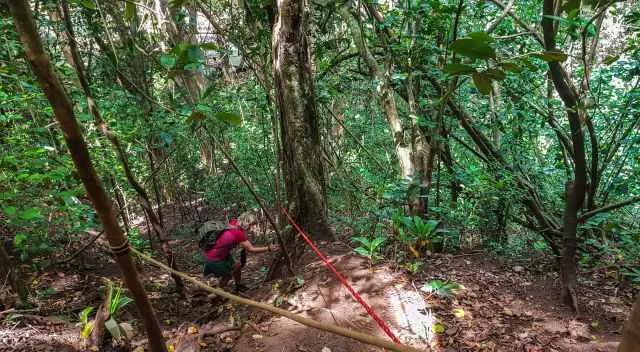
top-left (542, 0), bottom-right (587, 310)
top-left (272, 0), bottom-right (332, 249)
top-left (8, 2), bottom-right (166, 351)
top-left (0, 243), bottom-right (27, 307)
top-left (619, 295), bottom-right (640, 352)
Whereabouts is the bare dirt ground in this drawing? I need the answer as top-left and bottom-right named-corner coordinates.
top-left (0, 208), bottom-right (633, 351)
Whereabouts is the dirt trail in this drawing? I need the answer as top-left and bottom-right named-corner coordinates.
top-left (0, 211), bottom-right (632, 351)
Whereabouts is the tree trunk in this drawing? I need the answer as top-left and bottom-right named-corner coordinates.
top-left (8, 2), bottom-right (166, 351)
top-left (0, 243), bottom-right (27, 307)
top-left (272, 0), bottom-right (332, 249)
top-left (542, 0), bottom-right (587, 310)
top-left (619, 295), bottom-right (640, 352)
top-left (338, 2), bottom-right (413, 178)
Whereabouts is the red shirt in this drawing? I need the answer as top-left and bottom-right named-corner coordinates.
top-left (204, 225), bottom-right (247, 262)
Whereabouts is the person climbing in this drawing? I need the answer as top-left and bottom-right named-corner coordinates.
top-left (199, 217), bottom-right (279, 292)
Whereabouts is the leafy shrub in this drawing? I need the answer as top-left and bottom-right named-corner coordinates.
top-left (352, 235), bottom-right (386, 264)
top-left (420, 279), bottom-right (463, 298)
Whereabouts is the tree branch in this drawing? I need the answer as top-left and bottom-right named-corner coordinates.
top-left (579, 196), bottom-right (640, 222)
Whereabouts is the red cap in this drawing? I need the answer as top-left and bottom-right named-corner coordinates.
top-left (229, 219), bottom-right (239, 226)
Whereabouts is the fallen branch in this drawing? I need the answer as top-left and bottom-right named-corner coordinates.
top-left (129, 247), bottom-right (419, 352)
top-left (59, 230), bottom-right (105, 264)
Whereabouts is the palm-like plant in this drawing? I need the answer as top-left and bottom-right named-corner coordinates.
top-left (352, 236), bottom-right (386, 264)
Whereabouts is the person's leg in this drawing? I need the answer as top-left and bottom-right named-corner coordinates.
top-left (218, 275), bottom-right (231, 288)
top-left (232, 261), bottom-right (242, 284)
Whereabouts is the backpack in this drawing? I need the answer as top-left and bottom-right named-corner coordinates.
top-left (198, 221), bottom-right (230, 252)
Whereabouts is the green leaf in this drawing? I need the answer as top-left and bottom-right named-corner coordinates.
top-left (472, 72), bottom-right (492, 95)
top-left (485, 68), bottom-right (506, 81)
top-left (160, 54), bottom-right (177, 68)
top-left (467, 31), bottom-right (494, 43)
top-left (199, 43), bottom-right (218, 51)
top-left (105, 318), bottom-right (122, 339)
top-left (351, 236), bottom-right (370, 246)
top-left (500, 62), bottom-right (523, 73)
top-left (20, 207), bottom-right (41, 220)
top-left (354, 247), bottom-right (371, 257)
top-left (530, 51), bottom-right (569, 62)
top-left (78, 306), bottom-right (94, 324)
top-left (185, 110), bottom-right (207, 124)
top-left (14, 233), bottom-right (27, 247)
top-left (450, 38), bottom-right (496, 60)
top-left (443, 63), bottom-right (476, 75)
top-left (562, 0), bottom-right (581, 14)
top-left (3, 206), bottom-right (17, 217)
top-left (124, 2), bottom-right (137, 23)
top-left (214, 111), bottom-right (242, 126)
top-left (371, 236), bottom-right (385, 249)
top-left (81, 321), bottom-right (94, 338)
top-left (603, 55), bottom-right (620, 65)
top-left (432, 322), bottom-right (446, 334)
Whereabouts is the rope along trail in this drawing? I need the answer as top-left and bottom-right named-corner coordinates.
top-left (281, 207), bottom-right (403, 344)
top-left (128, 247), bottom-right (419, 352)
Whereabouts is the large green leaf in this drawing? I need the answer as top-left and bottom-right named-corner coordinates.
top-left (185, 111), bottom-right (207, 124)
top-left (3, 206), bottom-right (17, 217)
top-left (104, 318), bottom-right (122, 339)
top-left (530, 51), bottom-right (569, 62)
top-left (351, 236), bottom-right (370, 247)
top-left (603, 55), bottom-right (619, 65)
top-left (160, 54), bottom-right (177, 68)
top-left (199, 43), bottom-right (218, 51)
top-left (485, 68), bottom-right (506, 81)
top-left (450, 38), bottom-right (496, 60)
top-left (354, 247), bottom-right (372, 257)
top-left (214, 111), bottom-right (242, 126)
top-left (124, 2), bottom-right (137, 23)
top-left (472, 72), bottom-right (492, 95)
top-left (443, 63), bottom-right (476, 75)
top-left (467, 31), bottom-right (494, 43)
top-left (371, 236), bottom-right (386, 250)
top-left (20, 207), bottom-right (41, 220)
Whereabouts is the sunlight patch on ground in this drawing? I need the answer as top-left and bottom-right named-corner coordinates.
top-left (387, 284), bottom-right (434, 344)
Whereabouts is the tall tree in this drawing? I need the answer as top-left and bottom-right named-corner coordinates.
top-left (338, 1), bottom-right (414, 179)
top-left (542, 0), bottom-right (588, 311)
top-left (272, 0), bottom-right (332, 250)
top-left (8, 1), bottom-right (166, 350)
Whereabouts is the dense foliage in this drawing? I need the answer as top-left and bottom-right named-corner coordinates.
top-left (1, 0), bottom-right (639, 323)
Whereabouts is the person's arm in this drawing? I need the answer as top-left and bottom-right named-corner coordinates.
top-left (239, 241), bottom-right (278, 253)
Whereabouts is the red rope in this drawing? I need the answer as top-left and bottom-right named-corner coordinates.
top-left (281, 207), bottom-right (401, 345)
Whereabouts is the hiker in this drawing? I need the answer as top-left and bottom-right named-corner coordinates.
top-left (200, 218), bottom-right (279, 292)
